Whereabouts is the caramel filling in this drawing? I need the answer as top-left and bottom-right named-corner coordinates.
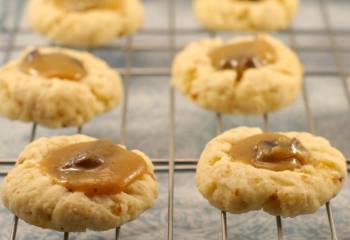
top-left (20, 50), bottom-right (87, 80)
top-left (209, 39), bottom-right (276, 80)
top-left (41, 140), bottom-right (147, 195)
top-left (230, 133), bottom-right (309, 171)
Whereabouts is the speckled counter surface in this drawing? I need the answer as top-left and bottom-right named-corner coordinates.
top-left (0, 0), bottom-right (350, 239)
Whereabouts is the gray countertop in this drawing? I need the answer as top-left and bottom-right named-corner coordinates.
top-left (0, 0), bottom-right (350, 239)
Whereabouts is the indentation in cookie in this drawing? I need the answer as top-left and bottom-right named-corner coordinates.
top-left (52, 0), bottom-right (119, 11)
top-left (230, 133), bottom-right (310, 171)
top-left (41, 139), bottom-right (146, 196)
top-left (20, 49), bottom-right (87, 80)
top-left (209, 38), bottom-right (276, 81)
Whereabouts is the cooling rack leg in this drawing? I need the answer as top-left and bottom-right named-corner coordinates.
top-left (10, 123), bottom-right (38, 239)
top-left (263, 113), bottom-right (268, 131)
top-left (215, 113), bottom-right (228, 240)
top-left (63, 232), bottom-right (69, 240)
top-left (167, 87), bottom-right (176, 240)
top-left (276, 216), bottom-right (283, 240)
top-left (220, 211), bottom-right (228, 240)
top-left (10, 215), bottom-right (18, 240)
top-left (216, 113), bottom-right (223, 134)
top-left (167, 0), bottom-right (176, 237)
top-left (30, 123), bottom-right (37, 142)
top-left (120, 36), bottom-right (133, 146)
top-left (77, 126), bottom-right (82, 134)
top-left (301, 83), bottom-right (316, 134)
top-left (261, 114), bottom-right (284, 239)
top-left (299, 46), bottom-right (339, 240)
top-left (115, 227), bottom-right (120, 239)
top-left (326, 202), bottom-right (338, 240)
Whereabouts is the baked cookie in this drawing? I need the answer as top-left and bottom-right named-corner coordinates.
top-left (193, 0), bottom-right (299, 31)
top-left (0, 47), bottom-right (123, 128)
top-left (1, 135), bottom-right (159, 232)
top-left (27, 0), bottom-right (144, 47)
top-left (196, 127), bottom-right (347, 217)
top-left (172, 34), bottom-right (303, 114)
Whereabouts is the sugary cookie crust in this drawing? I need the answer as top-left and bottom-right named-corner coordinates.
top-left (196, 127), bottom-right (347, 217)
top-left (193, 0), bottom-right (299, 31)
top-left (1, 135), bottom-right (159, 232)
top-left (172, 34), bottom-right (303, 114)
top-left (0, 47), bottom-right (123, 128)
top-left (27, 0), bottom-right (144, 47)
top-left (54, 0), bottom-right (119, 11)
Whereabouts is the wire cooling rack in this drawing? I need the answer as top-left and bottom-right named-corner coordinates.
top-left (0, 0), bottom-right (350, 239)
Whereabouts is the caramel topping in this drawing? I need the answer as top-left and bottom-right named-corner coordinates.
top-left (20, 50), bottom-right (87, 80)
top-left (230, 133), bottom-right (309, 171)
top-left (209, 39), bottom-right (276, 80)
top-left (41, 140), bottom-right (147, 196)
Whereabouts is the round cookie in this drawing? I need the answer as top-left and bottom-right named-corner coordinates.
top-left (27, 0), bottom-right (144, 47)
top-left (196, 127), bottom-right (347, 217)
top-left (172, 34), bottom-right (303, 114)
top-left (0, 47), bottom-right (123, 128)
top-left (1, 135), bottom-right (159, 232)
top-left (193, 0), bottom-right (299, 31)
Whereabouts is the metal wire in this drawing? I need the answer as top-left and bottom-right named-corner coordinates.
top-left (0, 43), bottom-right (347, 53)
top-left (209, 28), bottom-right (229, 240)
top-left (115, 227), bottom-right (120, 239)
top-left (220, 211), bottom-right (228, 240)
top-left (10, 122), bottom-right (38, 239)
top-left (2, 42), bottom-right (350, 53)
top-left (77, 126), bottom-right (83, 134)
top-left (326, 202), bottom-right (338, 240)
top-left (262, 114), bottom-right (284, 240)
top-left (10, 215), bottom-right (18, 240)
top-left (167, 0), bottom-right (176, 238)
top-left (276, 216), bottom-right (283, 240)
top-left (263, 113), bottom-right (269, 132)
top-left (287, 13), bottom-right (339, 240)
top-left (0, 0), bottom-right (7, 32)
top-left (118, 68), bottom-right (346, 77)
top-left (6, 25), bottom-right (350, 36)
top-left (319, 0), bottom-right (350, 107)
top-left (120, 36), bottom-right (133, 146)
top-left (215, 113), bottom-right (227, 240)
top-left (2, 0), bottom-right (22, 64)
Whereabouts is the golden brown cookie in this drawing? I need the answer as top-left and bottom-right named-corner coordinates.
top-left (27, 0), bottom-right (144, 47)
top-left (0, 47), bottom-right (123, 128)
top-left (193, 0), bottom-right (299, 31)
top-left (172, 34), bottom-right (303, 114)
top-left (1, 135), bottom-right (159, 232)
top-left (196, 127), bottom-right (347, 217)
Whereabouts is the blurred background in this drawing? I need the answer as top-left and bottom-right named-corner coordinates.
top-left (0, 0), bottom-right (350, 239)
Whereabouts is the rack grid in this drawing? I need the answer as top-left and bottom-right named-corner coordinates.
top-left (0, 0), bottom-right (350, 239)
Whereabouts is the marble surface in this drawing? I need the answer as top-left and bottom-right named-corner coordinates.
top-left (0, 0), bottom-right (350, 239)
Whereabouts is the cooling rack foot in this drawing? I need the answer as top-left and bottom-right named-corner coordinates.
top-left (276, 216), bottom-right (283, 240)
top-left (10, 215), bottom-right (18, 240)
